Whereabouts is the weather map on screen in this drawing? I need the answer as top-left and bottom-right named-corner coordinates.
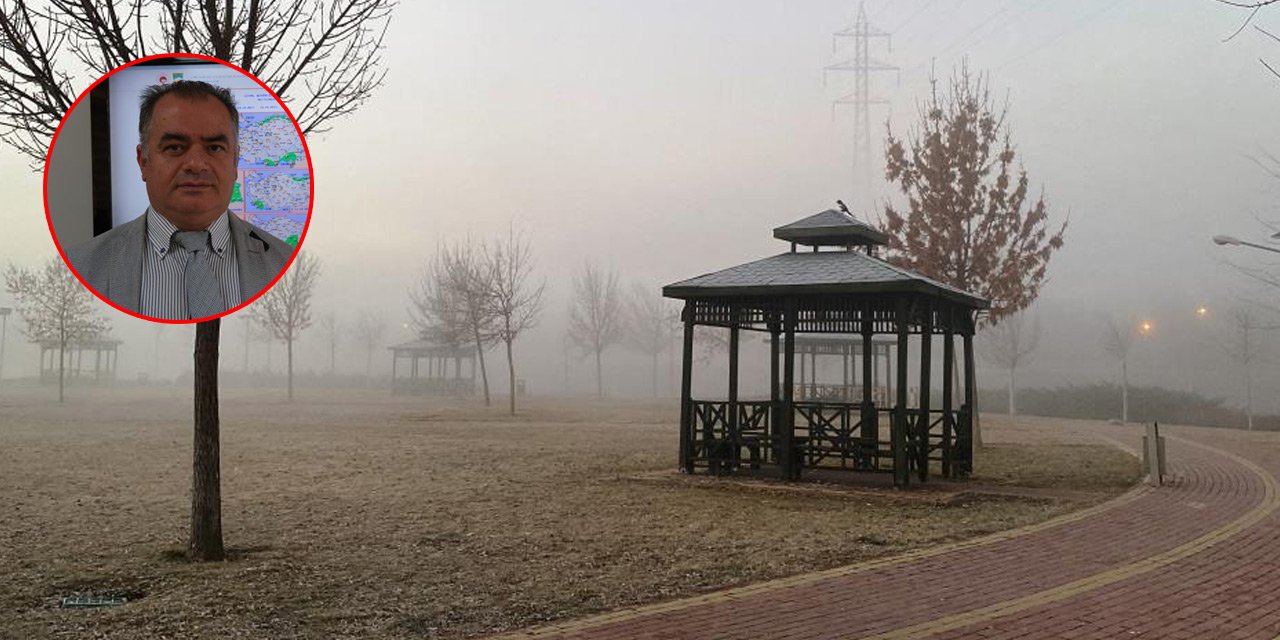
top-left (108, 62), bottom-right (309, 245)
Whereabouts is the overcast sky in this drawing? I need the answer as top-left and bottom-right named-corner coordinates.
top-left (1, 0), bottom-right (1278, 405)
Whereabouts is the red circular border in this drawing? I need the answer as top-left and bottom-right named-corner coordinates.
top-left (43, 52), bottom-right (316, 325)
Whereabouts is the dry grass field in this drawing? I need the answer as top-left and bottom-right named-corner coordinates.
top-left (0, 386), bottom-right (1140, 639)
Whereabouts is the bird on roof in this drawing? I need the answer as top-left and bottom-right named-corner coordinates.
top-left (836, 199), bottom-right (850, 215)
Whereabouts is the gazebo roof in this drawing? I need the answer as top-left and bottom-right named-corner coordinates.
top-left (773, 209), bottom-right (889, 247)
top-left (663, 250), bottom-right (989, 308)
top-left (388, 339), bottom-right (472, 358)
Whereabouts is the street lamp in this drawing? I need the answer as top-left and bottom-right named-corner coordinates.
top-left (1213, 235), bottom-right (1280, 255)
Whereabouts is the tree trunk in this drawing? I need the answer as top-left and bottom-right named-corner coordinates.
top-left (1008, 364), bottom-right (1016, 420)
top-left (287, 336), bottom-right (294, 401)
top-left (189, 320), bottom-right (225, 561)
top-left (651, 350), bottom-right (659, 399)
top-left (1121, 358), bottom-right (1129, 424)
top-left (505, 338), bottom-right (517, 414)
top-left (58, 340), bottom-right (65, 403)
top-left (473, 326), bottom-right (491, 407)
top-left (1245, 364), bottom-right (1253, 431)
top-left (595, 348), bottom-right (603, 399)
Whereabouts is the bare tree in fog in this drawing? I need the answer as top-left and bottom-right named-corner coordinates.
top-left (4, 258), bottom-right (110, 403)
top-left (882, 61), bottom-right (1066, 323)
top-left (410, 241), bottom-right (498, 405)
top-left (0, 0), bottom-right (396, 561)
top-left (568, 261), bottom-right (623, 399)
top-left (978, 309), bottom-right (1041, 420)
top-left (1217, 0), bottom-right (1280, 79)
top-left (485, 228), bottom-right (544, 414)
top-left (1101, 319), bottom-right (1139, 423)
top-left (251, 252), bottom-right (320, 401)
top-left (0, 0), bottom-right (394, 166)
top-left (1215, 306), bottom-right (1280, 430)
top-left (320, 313), bottom-right (340, 376)
top-left (623, 283), bottom-right (678, 398)
top-left (354, 310), bottom-right (388, 383)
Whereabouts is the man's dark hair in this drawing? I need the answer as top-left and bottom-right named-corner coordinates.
top-left (138, 80), bottom-right (239, 153)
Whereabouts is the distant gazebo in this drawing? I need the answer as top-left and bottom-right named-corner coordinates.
top-left (39, 336), bottom-right (121, 384)
top-left (663, 208), bottom-right (988, 487)
top-left (388, 339), bottom-right (476, 396)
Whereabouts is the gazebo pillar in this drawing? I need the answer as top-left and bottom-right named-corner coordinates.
top-left (894, 297), bottom-right (910, 488)
top-left (942, 318), bottom-right (956, 479)
top-left (961, 328), bottom-right (977, 477)
top-left (917, 303), bottom-right (933, 482)
top-left (781, 301), bottom-right (798, 480)
top-left (861, 321), bottom-right (876, 469)
top-left (769, 321), bottom-right (780, 453)
top-left (679, 303), bottom-right (695, 473)
top-left (727, 316), bottom-right (740, 473)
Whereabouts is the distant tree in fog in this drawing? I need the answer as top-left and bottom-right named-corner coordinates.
top-left (251, 252), bottom-right (320, 401)
top-left (409, 240), bottom-right (498, 405)
top-left (320, 313), bottom-right (340, 376)
top-left (1101, 319), bottom-right (1139, 423)
top-left (568, 261), bottom-right (623, 399)
top-left (1214, 307), bottom-right (1280, 430)
top-left (485, 228), bottom-right (544, 414)
top-left (623, 283), bottom-right (678, 398)
top-left (882, 61), bottom-right (1066, 324)
top-left (978, 309), bottom-right (1041, 420)
top-left (354, 310), bottom-right (388, 383)
top-left (4, 258), bottom-right (110, 403)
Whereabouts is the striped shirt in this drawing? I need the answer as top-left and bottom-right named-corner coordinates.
top-left (140, 208), bottom-right (242, 320)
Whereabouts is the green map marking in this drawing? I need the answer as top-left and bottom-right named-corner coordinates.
top-left (231, 182), bottom-right (243, 203)
top-left (291, 175), bottom-right (309, 183)
top-left (262, 151), bottom-right (299, 167)
top-left (286, 235), bottom-right (300, 246)
top-left (252, 199), bottom-right (265, 209)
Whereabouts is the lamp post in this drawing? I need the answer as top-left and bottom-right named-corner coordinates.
top-left (0, 307), bottom-right (11, 388)
top-left (1213, 235), bottom-right (1280, 255)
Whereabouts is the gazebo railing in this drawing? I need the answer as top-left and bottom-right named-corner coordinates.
top-left (685, 399), bottom-right (972, 478)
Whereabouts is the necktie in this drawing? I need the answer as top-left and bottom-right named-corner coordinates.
top-left (172, 230), bottom-right (224, 319)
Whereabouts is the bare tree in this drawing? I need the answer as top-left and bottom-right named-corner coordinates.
top-left (623, 282), bottom-right (678, 398)
top-left (1217, 0), bottom-right (1280, 79)
top-left (485, 228), bottom-right (544, 414)
top-left (409, 241), bottom-right (498, 405)
top-left (319, 312), bottom-right (340, 376)
top-left (0, 0), bottom-right (395, 166)
top-left (353, 310), bottom-right (387, 382)
top-left (1101, 319), bottom-right (1140, 423)
top-left (0, 0), bottom-right (397, 561)
top-left (4, 258), bottom-right (110, 402)
top-left (978, 309), bottom-right (1041, 420)
top-left (1215, 306), bottom-right (1280, 430)
top-left (250, 252), bottom-right (319, 401)
top-left (568, 261), bottom-right (623, 399)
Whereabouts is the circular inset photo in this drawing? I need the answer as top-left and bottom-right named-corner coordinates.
top-left (45, 53), bottom-right (313, 323)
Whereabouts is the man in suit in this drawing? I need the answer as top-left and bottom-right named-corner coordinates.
top-left (66, 80), bottom-right (295, 321)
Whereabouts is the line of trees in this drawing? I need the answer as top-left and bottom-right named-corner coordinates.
top-left (410, 229), bottom-right (545, 414)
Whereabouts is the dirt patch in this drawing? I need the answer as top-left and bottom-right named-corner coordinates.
top-left (0, 388), bottom-right (1140, 639)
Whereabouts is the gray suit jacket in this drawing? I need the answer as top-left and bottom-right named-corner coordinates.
top-left (66, 212), bottom-right (296, 315)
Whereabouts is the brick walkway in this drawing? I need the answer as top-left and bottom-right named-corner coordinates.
top-left (490, 423), bottom-right (1280, 639)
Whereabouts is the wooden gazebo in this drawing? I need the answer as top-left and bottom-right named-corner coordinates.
top-left (388, 339), bottom-right (476, 396)
top-left (39, 336), bottom-right (121, 384)
top-left (663, 208), bottom-right (988, 487)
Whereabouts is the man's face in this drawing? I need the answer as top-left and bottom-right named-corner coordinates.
top-left (137, 94), bottom-right (238, 230)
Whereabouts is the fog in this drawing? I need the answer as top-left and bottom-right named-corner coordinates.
top-left (2, 1), bottom-right (1279, 412)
